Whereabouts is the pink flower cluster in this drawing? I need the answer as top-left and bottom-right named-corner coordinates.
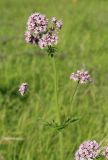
top-left (27, 13), bottom-right (48, 34)
top-left (70, 70), bottom-right (91, 84)
top-left (25, 31), bottom-right (36, 44)
top-left (51, 17), bottom-right (63, 30)
top-left (19, 83), bottom-right (28, 96)
top-left (104, 146), bottom-right (108, 159)
top-left (38, 33), bottom-right (58, 49)
top-left (25, 12), bottom-right (62, 49)
top-left (75, 140), bottom-right (100, 160)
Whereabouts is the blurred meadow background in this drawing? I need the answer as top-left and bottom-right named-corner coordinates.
top-left (0, 0), bottom-right (108, 159)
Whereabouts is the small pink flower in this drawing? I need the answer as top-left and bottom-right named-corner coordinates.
top-left (52, 17), bottom-right (57, 23)
top-left (19, 83), bottom-right (28, 96)
top-left (56, 20), bottom-right (63, 30)
top-left (70, 70), bottom-right (92, 84)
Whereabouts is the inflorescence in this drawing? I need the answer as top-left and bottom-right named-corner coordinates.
top-left (104, 146), bottom-right (108, 159)
top-left (75, 140), bottom-right (100, 160)
top-left (75, 141), bottom-right (108, 160)
top-left (19, 83), bottom-right (28, 96)
top-left (70, 70), bottom-right (92, 84)
top-left (25, 13), bottom-right (62, 51)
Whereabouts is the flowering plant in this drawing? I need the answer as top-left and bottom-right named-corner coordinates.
top-left (18, 12), bottom-right (103, 160)
top-left (25, 13), bottom-right (62, 57)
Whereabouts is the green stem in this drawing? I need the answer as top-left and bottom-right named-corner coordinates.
top-left (52, 57), bottom-right (59, 122)
top-left (52, 57), bottom-right (64, 160)
top-left (70, 81), bottom-right (79, 112)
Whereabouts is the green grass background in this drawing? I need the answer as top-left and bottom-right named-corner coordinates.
top-left (0, 0), bottom-right (108, 159)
